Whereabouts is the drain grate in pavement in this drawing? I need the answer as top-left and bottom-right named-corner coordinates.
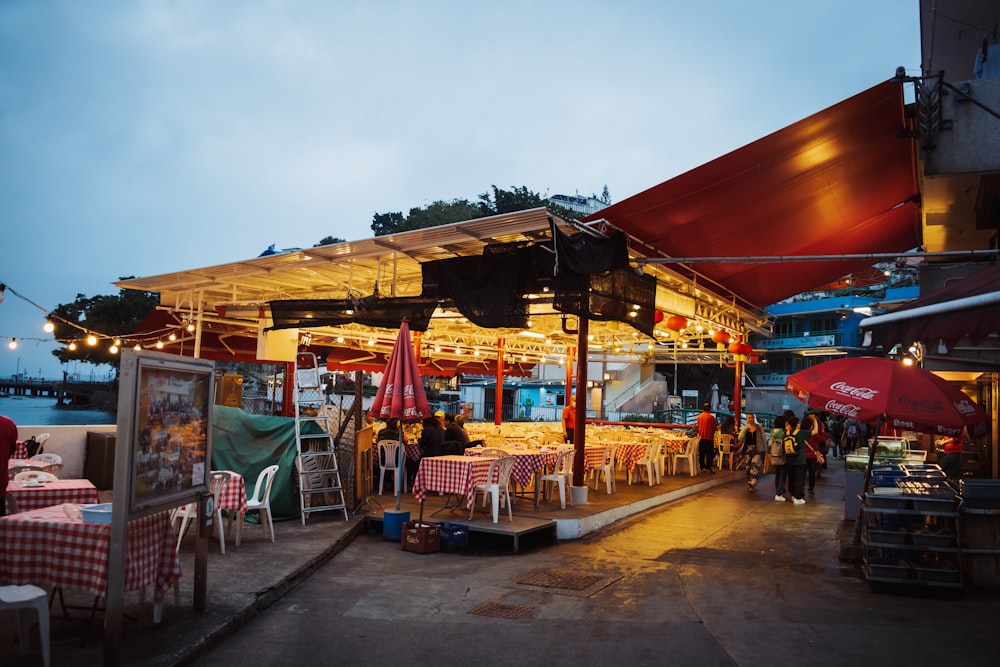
top-left (467, 601), bottom-right (534, 620)
top-left (517, 570), bottom-right (606, 591)
top-left (512, 568), bottom-right (620, 597)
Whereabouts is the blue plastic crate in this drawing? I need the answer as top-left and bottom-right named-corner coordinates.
top-left (871, 467), bottom-right (906, 487)
top-left (436, 521), bottom-right (469, 552)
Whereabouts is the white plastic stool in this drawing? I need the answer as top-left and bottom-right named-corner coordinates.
top-left (0, 584), bottom-right (50, 667)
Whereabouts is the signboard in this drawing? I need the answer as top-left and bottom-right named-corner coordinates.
top-left (757, 334), bottom-right (835, 350)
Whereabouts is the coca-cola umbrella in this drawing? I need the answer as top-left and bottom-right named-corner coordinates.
top-left (785, 355), bottom-right (987, 542)
top-left (785, 356), bottom-right (986, 437)
top-left (370, 319), bottom-right (432, 511)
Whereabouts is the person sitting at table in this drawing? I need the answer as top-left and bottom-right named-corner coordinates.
top-left (1, 413), bottom-right (17, 517)
top-left (405, 415), bottom-right (445, 486)
top-left (444, 412), bottom-right (470, 451)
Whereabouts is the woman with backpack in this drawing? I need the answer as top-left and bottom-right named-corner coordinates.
top-left (738, 413), bottom-right (768, 492)
top-left (786, 415), bottom-right (808, 505)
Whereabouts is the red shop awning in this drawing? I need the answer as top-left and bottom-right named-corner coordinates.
top-left (585, 81), bottom-right (921, 309)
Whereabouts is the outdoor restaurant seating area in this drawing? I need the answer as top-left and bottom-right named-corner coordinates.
top-left (2, 437), bottom-right (280, 641)
top-left (368, 420), bottom-right (729, 550)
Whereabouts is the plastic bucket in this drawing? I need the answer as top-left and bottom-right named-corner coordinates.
top-left (382, 509), bottom-right (410, 541)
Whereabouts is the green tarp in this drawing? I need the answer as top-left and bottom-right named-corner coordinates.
top-left (210, 405), bottom-right (322, 522)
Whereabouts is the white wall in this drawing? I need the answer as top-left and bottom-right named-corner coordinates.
top-left (16, 425), bottom-right (115, 480)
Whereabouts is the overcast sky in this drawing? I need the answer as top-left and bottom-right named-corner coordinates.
top-left (0, 0), bottom-right (920, 379)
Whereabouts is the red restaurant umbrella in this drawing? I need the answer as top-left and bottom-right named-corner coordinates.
top-left (370, 320), bottom-right (431, 510)
top-left (785, 356), bottom-right (986, 438)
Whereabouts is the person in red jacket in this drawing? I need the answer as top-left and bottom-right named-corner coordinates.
top-left (1, 414), bottom-right (18, 517)
top-left (696, 402), bottom-right (718, 473)
top-left (937, 431), bottom-right (965, 479)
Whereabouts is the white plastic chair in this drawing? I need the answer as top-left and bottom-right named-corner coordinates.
top-left (0, 584), bottom-right (50, 667)
top-left (173, 472), bottom-right (230, 553)
top-left (629, 441), bottom-right (660, 486)
top-left (377, 440), bottom-right (405, 495)
top-left (539, 448), bottom-right (574, 508)
top-left (28, 452), bottom-right (60, 465)
top-left (590, 442), bottom-right (618, 494)
top-left (716, 433), bottom-right (736, 471)
top-left (672, 438), bottom-right (699, 477)
top-left (13, 470), bottom-right (58, 483)
top-left (237, 464), bottom-right (279, 545)
top-left (470, 455), bottom-right (515, 523)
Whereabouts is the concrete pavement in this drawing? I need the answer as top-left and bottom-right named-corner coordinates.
top-left (5, 460), bottom-right (998, 666)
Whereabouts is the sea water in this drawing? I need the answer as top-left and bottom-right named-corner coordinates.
top-left (0, 395), bottom-right (115, 426)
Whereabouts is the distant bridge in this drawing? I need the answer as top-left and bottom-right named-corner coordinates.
top-left (0, 378), bottom-right (116, 408)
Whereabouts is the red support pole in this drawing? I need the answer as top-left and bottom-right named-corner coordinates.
top-left (494, 338), bottom-right (505, 426)
top-left (572, 318), bottom-right (589, 487)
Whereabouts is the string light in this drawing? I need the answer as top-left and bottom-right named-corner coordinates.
top-left (43, 320), bottom-right (55, 333)
top-left (86, 334), bottom-right (98, 346)
top-left (7, 338), bottom-right (15, 350)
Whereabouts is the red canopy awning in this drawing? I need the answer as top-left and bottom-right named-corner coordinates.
top-left (861, 263), bottom-right (1000, 350)
top-left (585, 81), bottom-right (921, 309)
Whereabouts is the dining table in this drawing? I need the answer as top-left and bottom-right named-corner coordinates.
top-left (12, 440), bottom-right (29, 459)
top-left (0, 503), bottom-right (182, 622)
top-left (6, 478), bottom-right (100, 513)
top-left (465, 447), bottom-right (558, 508)
top-left (212, 470), bottom-right (249, 543)
top-left (412, 454), bottom-right (496, 512)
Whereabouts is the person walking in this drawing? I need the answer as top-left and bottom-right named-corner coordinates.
top-left (738, 413), bottom-right (767, 492)
top-left (770, 415), bottom-right (788, 502)
top-left (696, 402), bottom-right (718, 474)
top-left (786, 415), bottom-right (809, 505)
top-left (802, 413), bottom-right (825, 496)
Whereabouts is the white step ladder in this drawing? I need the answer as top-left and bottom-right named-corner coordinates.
top-left (293, 352), bottom-right (349, 524)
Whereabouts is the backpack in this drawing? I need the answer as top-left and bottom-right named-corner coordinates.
top-left (783, 432), bottom-right (799, 456)
top-left (769, 436), bottom-right (784, 459)
top-left (24, 436), bottom-right (43, 458)
top-left (846, 420), bottom-right (859, 438)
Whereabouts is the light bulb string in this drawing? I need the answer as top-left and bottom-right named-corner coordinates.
top-left (0, 280), bottom-right (174, 349)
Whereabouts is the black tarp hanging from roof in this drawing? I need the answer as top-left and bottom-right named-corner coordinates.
top-left (268, 296), bottom-right (439, 331)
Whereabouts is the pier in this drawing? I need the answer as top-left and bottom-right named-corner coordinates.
top-left (0, 377), bottom-right (116, 408)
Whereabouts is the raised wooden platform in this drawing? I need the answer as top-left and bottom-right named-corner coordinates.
top-left (361, 466), bottom-right (741, 552)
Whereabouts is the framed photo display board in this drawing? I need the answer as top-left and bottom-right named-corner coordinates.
top-left (115, 349), bottom-right (216, 516)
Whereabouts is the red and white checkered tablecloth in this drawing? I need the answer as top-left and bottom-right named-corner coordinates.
top-left (580, 445), bottom-right (607, 471)
top-left (465, 449), bottom-right (556, 488)
top-left (7, 479), bottom-right (100, 513)
top-left (213, 470), bottom-right (248, 515)
top-left (412, 455), bottom-right (496, 510)
top-left (13, 440), bottom-right (29, 459)
top-left (0, 503), bottom-right (182, 600)
top-left (613, 442), bottom-right (650, 474)
top-left (661, 436), bottom-right (689, 454)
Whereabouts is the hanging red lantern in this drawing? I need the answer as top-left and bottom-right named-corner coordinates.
top-left (711, 330), bottom-right (731, 345)
top-left (654, 310), bottom-right (664, 324)
top-left (727, 342), bottom-right (742, 355)
top-left (665, 315), bottom-right (688, 331)
top-left (737, 342), bottom-right (753, 356)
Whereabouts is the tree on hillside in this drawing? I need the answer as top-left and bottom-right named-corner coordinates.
top-left (315, 236), bottom-right (346, 247)
top-left (370, 184), bottom-right (582, 237)
top-left (49, 282), bottom-right (159, 369)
